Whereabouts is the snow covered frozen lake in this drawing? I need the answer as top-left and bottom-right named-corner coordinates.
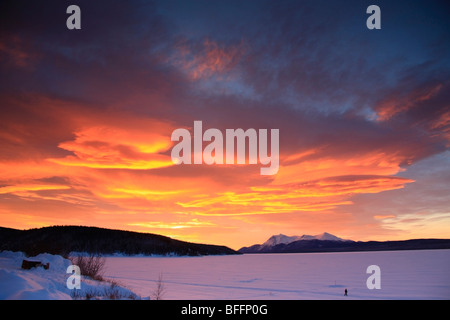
top-left (103, 249), bottom-right (450, 300)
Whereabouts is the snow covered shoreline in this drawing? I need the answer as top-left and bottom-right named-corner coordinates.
top-left (0, 251), bottom-right (141, 300)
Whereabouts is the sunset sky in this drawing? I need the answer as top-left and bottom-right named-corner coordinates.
top-left (1, 0), bottom-right (449, 249)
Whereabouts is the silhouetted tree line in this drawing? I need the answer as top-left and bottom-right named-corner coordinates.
top-left (0, 226), bottom-right (239, 257)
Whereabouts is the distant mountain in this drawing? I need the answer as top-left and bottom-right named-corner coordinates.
top-left (303, 232), bottom-right (352, 242)
top-left (262, 234), bottom-right (303, 247)
top-left (252, 232), bottom-right (352, 252)
top-left (239, 232), bottom-right (450, 254)
top-left (0, 226), bottom-right (239, 257)
top-left (262, 232), bottom-right (351, 247)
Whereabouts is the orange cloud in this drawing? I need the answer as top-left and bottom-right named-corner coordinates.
top-left (0, 184), bottom-right (70, 196)
top-left (175, 175), bottom-right (412, 218)
top-left (304, 175), bottom-right (414, 196)
top-left (48, 120), bottom-right (175, 170)
top-left (0, 118), bottom-right (420, 249)
top-left (0, 94), bottom-right (431, 248)
top-left (273, 151), bottom-right (406, 185)
top-left (376, 83), bottom-right (443, 121)
top-left (128, 219), bottom-right (215, 230)
top-left (374, 215), bottom-right (396, 220)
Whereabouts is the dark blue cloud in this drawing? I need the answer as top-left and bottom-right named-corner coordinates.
top-left (1, 0), bottom-right (449, 163)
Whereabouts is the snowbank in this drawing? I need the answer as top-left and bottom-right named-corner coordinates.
top-left (0, 251), bottom-right (141, 300)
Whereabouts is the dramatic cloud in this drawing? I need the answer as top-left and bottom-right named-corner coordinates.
top-left (49, 120), bottom-right (175, 170)
top-left (0, 0), bottom-right (449, 248)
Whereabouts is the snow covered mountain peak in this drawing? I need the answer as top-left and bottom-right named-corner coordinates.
top-left (312, 232), bottom-right (345, 241)
top-left (263, 234), bottom-right (302, 247)
top-left (262, 232), bottom-right (350, 247)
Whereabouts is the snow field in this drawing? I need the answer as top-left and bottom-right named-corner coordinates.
top-left (103, 249), bottom-right (450, 300)
top-left (2, 249), bottom-right (449, 299)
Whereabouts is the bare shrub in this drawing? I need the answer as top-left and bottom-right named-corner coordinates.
top-left (71, 253), bottom-right (106, 281)
top-left (70, 281), bottom-right (140, 300)
top-left (151, 272), bottom-right (166, 300)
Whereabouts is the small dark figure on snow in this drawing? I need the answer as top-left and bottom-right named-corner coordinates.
top-left (344, 288), bottom-right (348, 296)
